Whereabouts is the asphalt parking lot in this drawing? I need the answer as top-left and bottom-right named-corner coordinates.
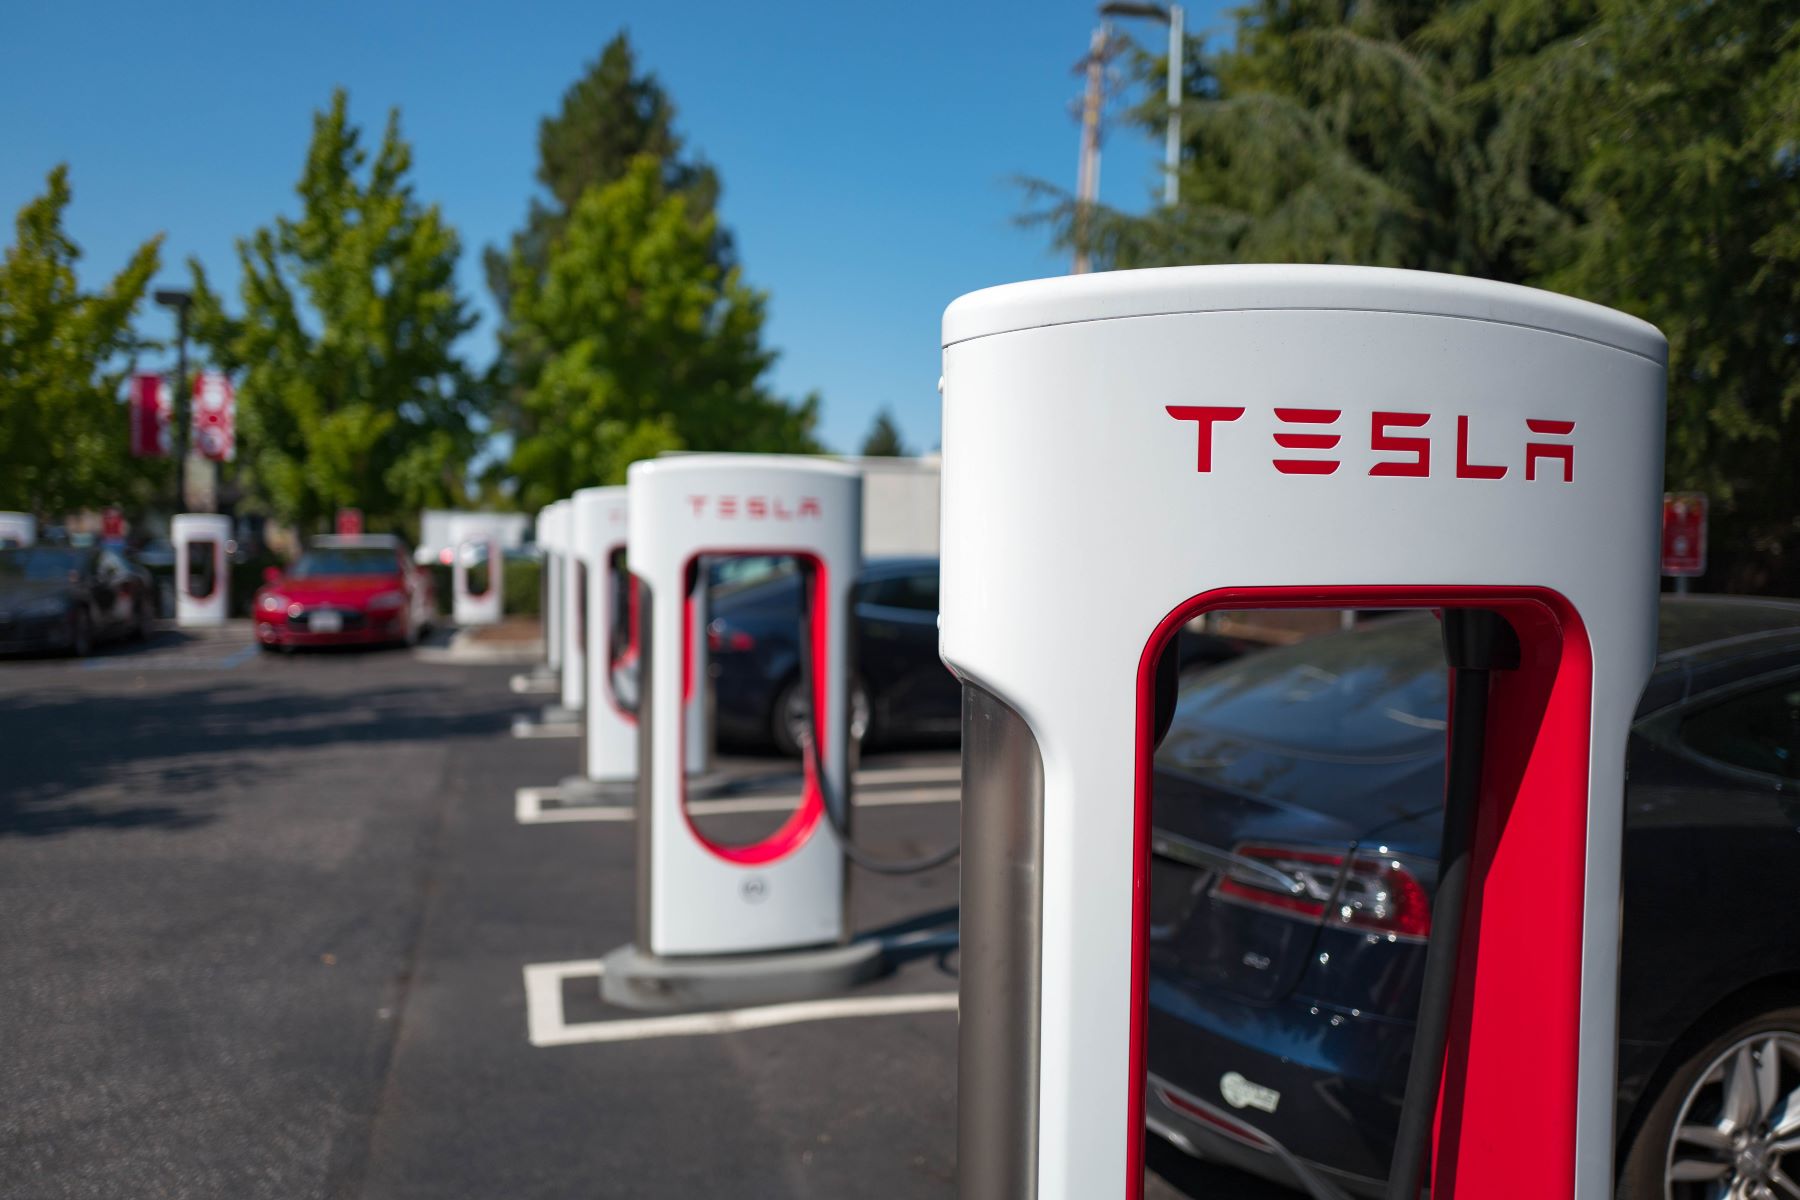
top-left (0, 623), bottom-right (1294, 1199)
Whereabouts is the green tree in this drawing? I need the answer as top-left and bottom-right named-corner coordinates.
top-left (859, 408), bottom-right (910, 457)
top-left (189, 90), bottom-right (476, 531)
top-left (1523, 0), bottom-right (1800, 590)
top-left (506, 156), bottom-right (819, 507)
top-left (1027, 0), bottom-right (1800, 590)
top-left (0, 166), bottom-right (161, 515)
top-left (485, 33), bottom-right (725, 449)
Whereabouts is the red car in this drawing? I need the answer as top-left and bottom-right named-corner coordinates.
top-left (253, 534), bottom-right (436, 652)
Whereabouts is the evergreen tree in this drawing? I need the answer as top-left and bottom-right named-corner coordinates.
top-left (485, 33), bottom-right (725, 449)
top-left (0, 167), bottom-right (162, 515)
top-left (859, 409), bottom-right (909, 457)
top-left (189, 90), bottom-right (475, 530)
top-left (1026, 0), bottom-right (1800, 590)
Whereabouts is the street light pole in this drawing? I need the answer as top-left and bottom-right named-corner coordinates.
top-left (1099, 1), bottom-right (1185, 207)
top-left (1073, 23), bottom-right (1110, 275)
top-left (153, 289), bottom-right (193, 515)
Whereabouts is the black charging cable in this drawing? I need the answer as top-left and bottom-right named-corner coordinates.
top-left (1384, 609), bottom-right (1521, 1200)
top-left (794, 566), bottom-right (960, 875)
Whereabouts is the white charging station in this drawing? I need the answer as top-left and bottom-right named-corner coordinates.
top-left (561, 486), bottom-right (637, 797)
top-left (556, 493), bottom-right (595, 718)
top-left (0, 511), bottom-right (36, 548)
top-left (541, 502), bottom-right (566, 677)
top-left (511, 502), bottom-right (567, 695)
top-left (171, 513), bottom-right (231, 628)
top-left (601, 454), bottom-right (871, 1010)
top-left (448, 513), bottom-right (504, 627)
top-left (939, 266), bottom-right (1666, 1200)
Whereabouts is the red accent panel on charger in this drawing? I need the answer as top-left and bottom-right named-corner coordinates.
top-left (1131, 586), bottom-right (1591, 1200)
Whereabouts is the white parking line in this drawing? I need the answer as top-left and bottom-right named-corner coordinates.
top-left (511, 720), bottom-right (582, 739)
top-left (515, 785), bottom-right (962, 824)
top-left (522, 959), bottom-right (957, 1047)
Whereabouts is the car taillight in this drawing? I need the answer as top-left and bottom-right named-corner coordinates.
top-left (1211, 842), bottom-right (1431, 941)
top-left (706, 622), bottom-right (754, 653)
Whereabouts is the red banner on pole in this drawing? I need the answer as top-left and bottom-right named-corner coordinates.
top-left (193, 371), bottom-right (236, 462)
top-left (336, 508), bottom-right (363, 536)
top-left (129, 373), bottom-right (171, 457)
top-left (1662, 492), bottom-right (1708, 577)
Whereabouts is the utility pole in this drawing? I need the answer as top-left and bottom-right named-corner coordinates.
top-left (1100, 1), bottom-right (1186, 207)
top-left (153, 288), bottom-right (194, 515)
top-left (1073, 23), bottom-right (1111, 275)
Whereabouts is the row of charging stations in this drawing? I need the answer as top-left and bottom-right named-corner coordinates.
top-left (505, 265), bottom-right (1667, 1200)
top-left (515, 458), bottom-right (874, 1005)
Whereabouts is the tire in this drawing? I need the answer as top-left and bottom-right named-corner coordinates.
top-left (67, 609), bottom-right (92, 658)
top-left (130, 598), bottom-right (150, 641)
top-left (770, 678), bottom-right (806, 758)
top-left (1618, 1004), bottom-right (1800, 1199)
top-left (769, 677), bottom-right (872, 758)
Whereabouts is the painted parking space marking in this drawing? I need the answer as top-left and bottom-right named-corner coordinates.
top-left (515, 784), bottom-right (961, 825)
top-left (510, 719), bottom-right (582, 739)
top-left (523, 959), bottom-right (957, 1048)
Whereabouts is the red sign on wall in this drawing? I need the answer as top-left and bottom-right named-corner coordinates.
top-left (193, 372), bottom-right (236, 462)
top-left (129, 374), bottom-right (170, 457)
top-left (1662, 492), bottom-right (1708, 577)
top-left (335, 508), bottom-right (364, 536)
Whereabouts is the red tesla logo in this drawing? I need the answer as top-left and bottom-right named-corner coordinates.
top-left (685, 495), bottom-right (824, 520)
top-left (1166, 407), bottom-right (1575, 482)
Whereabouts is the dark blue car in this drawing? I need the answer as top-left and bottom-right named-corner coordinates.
top-left (706, 556), bottom-right (960, 754)
top-left (1148, 597), bottom-right (1800, 1199)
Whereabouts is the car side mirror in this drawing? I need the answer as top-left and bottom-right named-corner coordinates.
top-left (263, 566), bottom-right (282, 585)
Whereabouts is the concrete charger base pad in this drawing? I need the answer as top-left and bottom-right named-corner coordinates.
top-left (599, 940), bottom-right (889, 1012)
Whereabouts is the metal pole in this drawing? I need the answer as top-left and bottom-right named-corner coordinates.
top-left (1164, 4), bottom-right (1183, 206)
top-left (1074, 24), bottom-right (1108, 274)
top-left (174, 307), bottom-right (189, 512)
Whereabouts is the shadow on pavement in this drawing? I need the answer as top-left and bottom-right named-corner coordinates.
top-left (0, 677), bottom-right (512, 839)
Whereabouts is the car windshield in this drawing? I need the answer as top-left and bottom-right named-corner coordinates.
top-left (1164, 614), bottom-right (1448, 762)
top-left (0, 547), bottom-right (86, 582)
top-left (289, 548), bottom-right (397, 578)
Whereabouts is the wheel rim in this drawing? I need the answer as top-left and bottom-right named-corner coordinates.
top-left (782, 684), bottom-right (871, 749)
top-left (1665, 1031), bottom-right (1800, 1199)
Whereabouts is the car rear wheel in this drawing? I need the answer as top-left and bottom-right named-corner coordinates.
top-left (770, 678), bottom-right (871, 757)
top-left (1619, 1006), bottom-right (1800, 1200)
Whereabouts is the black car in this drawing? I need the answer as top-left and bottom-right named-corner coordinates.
top-left (707, 556), bottom-right (960, 754)
top-left (1147, 596), bottom-right (1800, 1199)
top-left (0, 545), bottom-right (156, 657)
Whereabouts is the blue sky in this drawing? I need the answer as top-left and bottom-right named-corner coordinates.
top-left (2, 0), bottom-right (1230, 456)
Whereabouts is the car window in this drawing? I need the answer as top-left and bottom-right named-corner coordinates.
top-left (0, 547), bottom-right (86, 581)
top-left (858, 569), bottom-right (938, 612)
top-left (1678, 680), bottom-right (1800, 781)
top-left (1164, 614), bottom-right (1448, 761)
top-left (291, 547), bottom-right (400, 578)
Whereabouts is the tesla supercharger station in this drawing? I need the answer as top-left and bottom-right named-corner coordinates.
top-left (0, 512), bottom-right (36, 548)
top-left (171, 513), bottom-right (231, 628)
top-left (540, 502), bottom-right (567, 680)
top-left (939, 266), bottom-right (1666, 1200)
top-left (448, 513), bottom-right (504, 627)
top-left (601, 455), bottom-right (870, 1010)
top-left (560, 486), bottom-right (638, 797)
